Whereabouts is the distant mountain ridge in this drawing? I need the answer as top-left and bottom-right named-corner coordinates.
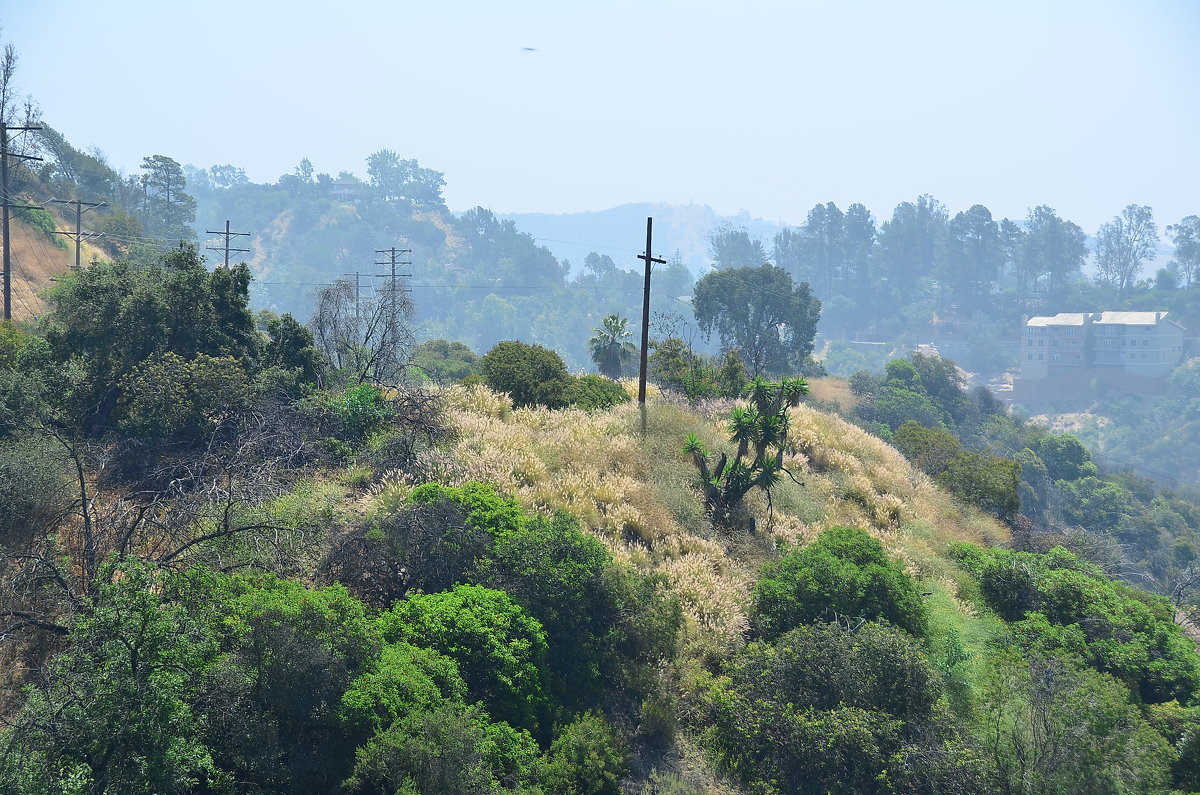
top-left (500, 202), bottom-right (786, 277)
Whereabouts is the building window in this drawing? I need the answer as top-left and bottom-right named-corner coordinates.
top-left (1027, 353), bottom-right (1033, 360)
top-left (1067, 326), bottom-right (1078, 336)
top-left (1142, 353), bottom-right (1148, 359)
top-left (1027, 339), bottom-right (1033, 347)
top-left (1038, 339), bottom-right (1044, 347)
top-left (1051, 353), bottom-right (1061, 361)
top-left (1038, 353), bottom-right (1043, 360)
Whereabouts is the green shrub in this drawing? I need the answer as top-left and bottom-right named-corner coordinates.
top-left (380, 482), bottom-right (680, 714)
top-left (342, 700), bottom-right (542, 794)
top-left (708, 622), bottom-right (978, 794)
top-left (954, 544), bottom-right (1200, 704)
top-left (337, 383), bottom-right (394, 441)
top-left (564, 373), bottom-right (630, 411)
top-left (752, 525), bottom-right (928, 639)
top-left (541, 713), bottom-right (626, 795)
top-left (379, 585), bottom-right (550, 737)
top-left (481, 339), bottom-right (571, 408)
top-left (409, 338), bottom-right (481, 384)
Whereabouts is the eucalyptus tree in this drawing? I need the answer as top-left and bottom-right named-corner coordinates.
top-left (1167, 215), bottom-right (1200, 288)
top-left (1094, 204), bottom-right (1158, 297)
top-left (692, 264), bottom-right (821, 377)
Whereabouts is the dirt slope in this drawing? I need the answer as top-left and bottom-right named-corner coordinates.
top-left (3, 215), bottom-right (101, 322)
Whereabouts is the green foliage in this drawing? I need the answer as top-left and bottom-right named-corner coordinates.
top-left (978, 652), bottom-right (1173, 795)
top-left (472, 512), bottom-right (626, 711)
top-left (936, 449), bottom-right (1021, 521)
top-left (648, 337), bottom-right (746, 402)
top-left (380, 585), bottom-right (550, 736)
top-left (542, 713), bottom-right (627, 795)
top-left (42, 247), bottom-right (259, 433)
top-left (707, 622), bottom-right (980, 795)
top-left (953, 544), bottom-right (1200, 704)
top-left (335, 383), bottom-right (395, 442)
top-left (135, 155), bottom-right (197, 241)
top-left (564, 373), bottom-right (630, 411)
top-left (752, 526), bottom-right (928, 638)
top-left (260, 310), bottom-right (324, 391)
top-left (869, 386), bottom-right (944, 430)
top-left (409, 338), bottom-right (481, 384)
top-left (894, 420), bottom-right (960, 473)
top-left (587, 313), bottom-right (637, 379)
top-left (14, 205), bottom-right (68, 250)
top-left (343, 700), bottom-right (541, 794)
top-left (338, 641), bottom-right (467, 738)
top-left (380, 482), bottom-right (679, 715)
top-left (692, 263), bottom-right (821, 377)
top-left (684, 376), bottom-right (809, 529)
top-left (200, 575), bottom-right (380, 790)
top-left (0, 432), bottom-right (71, 545)
top-left (856, 352), bottom-right (975, 433)
top-left (365, 149), bottom-right (445, 205)
top-left (117, 351), bottom-right (254, 441)
top-left (481, 339), bottom-right (571, 409)
top-left (1036, 433), bottom-right (1093, 481)
top-left (1176, 722), bottom-right (1200, 791)
top-left (894, 420), bottom-right (1020, 520)
top-left (0, 561), bottom-right (218, 794)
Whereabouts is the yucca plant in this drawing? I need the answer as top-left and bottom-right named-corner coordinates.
top-left (683, 376), bottom-right (808, 530)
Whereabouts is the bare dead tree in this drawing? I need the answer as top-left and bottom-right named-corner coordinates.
top-left (310, 277), bottom-right (415, 386)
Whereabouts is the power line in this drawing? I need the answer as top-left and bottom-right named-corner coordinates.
top-left (374, 244), bottom-right (412, 339)
top-left (46, 198), bottom-right (105, 269)
top-left (204, 219), bottom-right (250, 268)
top-left (2, 123), bottom-right (44, 321)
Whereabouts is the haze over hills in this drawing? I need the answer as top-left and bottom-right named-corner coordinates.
top-left (500, 203), bottom-right (785, 277)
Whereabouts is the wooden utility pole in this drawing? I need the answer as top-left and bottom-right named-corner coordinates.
top-left (1, 123), bottom-right (43, 320)
top-left (205, 220), bottom-right (250, 268)
top-left (48, 198), bottom-right (106, 269)
top-left (637, 217), bottom-right (666, 433)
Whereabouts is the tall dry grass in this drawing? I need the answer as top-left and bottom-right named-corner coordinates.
top-left (400, 383), bottom-right (1009, 653)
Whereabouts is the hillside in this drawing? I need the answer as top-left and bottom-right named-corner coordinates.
top-left (3, 245), bottom-right (1197, 791)
top-left (2, 213), bottom-right (95, 322)
top-left (432, 384), bottom-right (1006, 644)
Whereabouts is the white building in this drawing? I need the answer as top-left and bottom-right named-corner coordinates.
top-left (1021, 311), bottom-right (1185, 380)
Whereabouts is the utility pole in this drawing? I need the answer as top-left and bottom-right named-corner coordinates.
top-left (205, 220), bottom-right (250, 268)
top-left (47, 198), bottom-right (105, 269)
top-left (344, 271), bottom-right (367, 331)
top-left (637, 217), bottom-right (666, 434)
top-left (1, 123), bottom-right (43, 321)
top-left (373, 245), bottom-right (412, 341)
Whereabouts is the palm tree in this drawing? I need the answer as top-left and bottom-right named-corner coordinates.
top-left (588, 314), bottom-right (637, 379)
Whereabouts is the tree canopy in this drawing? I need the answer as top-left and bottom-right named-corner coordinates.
top-left (692, 263), bottom-right (820, 377)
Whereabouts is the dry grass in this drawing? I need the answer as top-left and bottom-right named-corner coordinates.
top-left (412, 384), bottom-right (1010, 655)
top-left (804, 376), bottom-right (860, 411)
top-left (7, 215), bottom-right (81, 322)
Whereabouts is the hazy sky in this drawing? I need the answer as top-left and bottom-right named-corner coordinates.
top-left (3, 1), bottom-right (1198, 233)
